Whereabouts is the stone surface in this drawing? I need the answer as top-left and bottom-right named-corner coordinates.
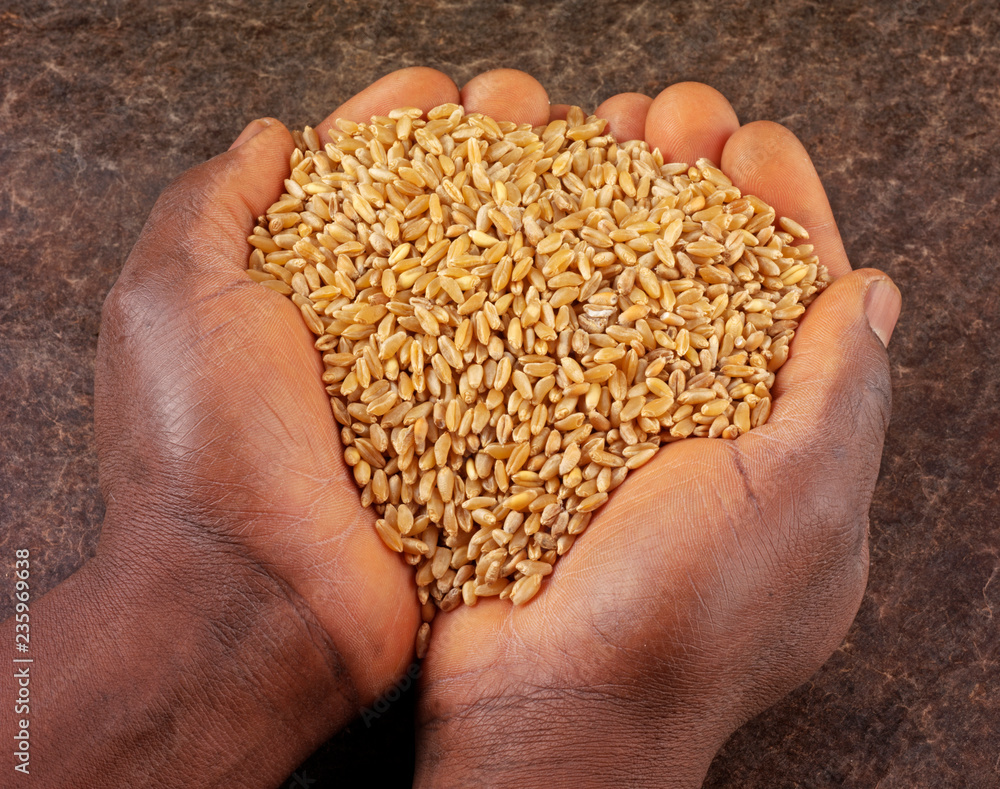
top-left (2, 1), bottom-right (999, 786)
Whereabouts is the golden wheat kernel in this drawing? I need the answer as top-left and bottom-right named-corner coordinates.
top-left (250, 106), bottom-right (831, 649)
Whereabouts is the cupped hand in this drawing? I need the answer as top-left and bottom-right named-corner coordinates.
top-left (415, 71), bottom-right (901, 788)
top-left (93, 68), bottom-right (469, 714)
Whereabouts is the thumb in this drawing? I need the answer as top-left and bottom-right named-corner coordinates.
top-left (96, 118), bottom-right (299, 499)
top-left (739, 267), bottom-right (901, 535)
top-left (764, 268), bottom-right (900, 448)
top-left (115, 117), bottom-right (295, 296)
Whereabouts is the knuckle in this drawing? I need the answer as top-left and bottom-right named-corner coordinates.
top-left (152, 162), bottom-right (227, 244)
top-left (99, 275), bottom-right (144, 337)
top-left (862, 342), bottom-right (893, 433)
top-left (829, 331), bottom-right (894, 466)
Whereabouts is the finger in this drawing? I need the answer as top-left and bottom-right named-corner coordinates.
top-left (222, 119), bottom-right (297, 232)
top-left (228, 116), bottom-right (274, 151)
top-left (460, 68), bottom-right (550, 127)
top-left (594, 92), bottom-right (653, 142)
top-left (316, 67), bottom-right (460, 143)
top-left (721, 121), bottom-right (851, 278)
top-left (645, 82), bottom-right (739, 165)
top-left (741, 268), bottom-right (900, 494)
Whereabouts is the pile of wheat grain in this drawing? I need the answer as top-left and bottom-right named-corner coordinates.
top-left (246, 104), bottom-right (829, 657)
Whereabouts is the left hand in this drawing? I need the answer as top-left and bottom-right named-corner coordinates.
top-left (89, 68), bottom-right (464, 784)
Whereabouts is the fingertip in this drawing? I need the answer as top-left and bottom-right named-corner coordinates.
top-left (227, 117), bottom-right (293, 158)
top-left (378, 66), bottom-right (461, 114)
top-left (229, 117), bottom-right (273, 151)
top-left (594, 92), bottom-right (653, 142)
top-left (460, 69), bottom-right (550, 127)
top-left (722, 121), bottom-right (851, 279)
top-left (317, 67), bottom-right (461, 142)
top-left (645, 82), bottom-right (739, 165)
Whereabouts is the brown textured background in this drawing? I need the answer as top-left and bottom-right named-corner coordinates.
top-left (2, 1), bottom-right (999, 786)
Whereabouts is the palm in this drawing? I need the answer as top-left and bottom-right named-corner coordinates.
top-left (176, 282), bottom-right (420, 673)
top-left (421, 425), bottom-right (827, 713)
top-left (96, 154), bottom-right (419, 697)
top-left (429, 438), bottom-right (736, 641)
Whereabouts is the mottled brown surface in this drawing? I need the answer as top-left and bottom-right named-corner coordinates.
top-left (2, 0), bottom-right (999, 786)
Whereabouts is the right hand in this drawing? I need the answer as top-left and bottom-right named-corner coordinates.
top-left (413, 71), bottom-right (901, 788)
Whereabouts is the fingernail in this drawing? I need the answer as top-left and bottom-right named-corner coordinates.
top-left (864, 279), bottom-right (901, 348)
top-left (228, 118), bottom-right (272, 151)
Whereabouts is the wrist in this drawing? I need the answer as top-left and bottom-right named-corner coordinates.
top-left (100, 511), bottom-right (355, 692)
top-left (415, 672), bottom-right (724, 789)
top-left (20, 514), bottom-right (355, 787)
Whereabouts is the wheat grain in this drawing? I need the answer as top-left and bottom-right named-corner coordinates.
top-left (248, 105), bottom-right (831, 656)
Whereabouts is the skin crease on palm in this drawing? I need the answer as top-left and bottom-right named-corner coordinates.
top-left (97, 67), bottom-right (900, 787)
